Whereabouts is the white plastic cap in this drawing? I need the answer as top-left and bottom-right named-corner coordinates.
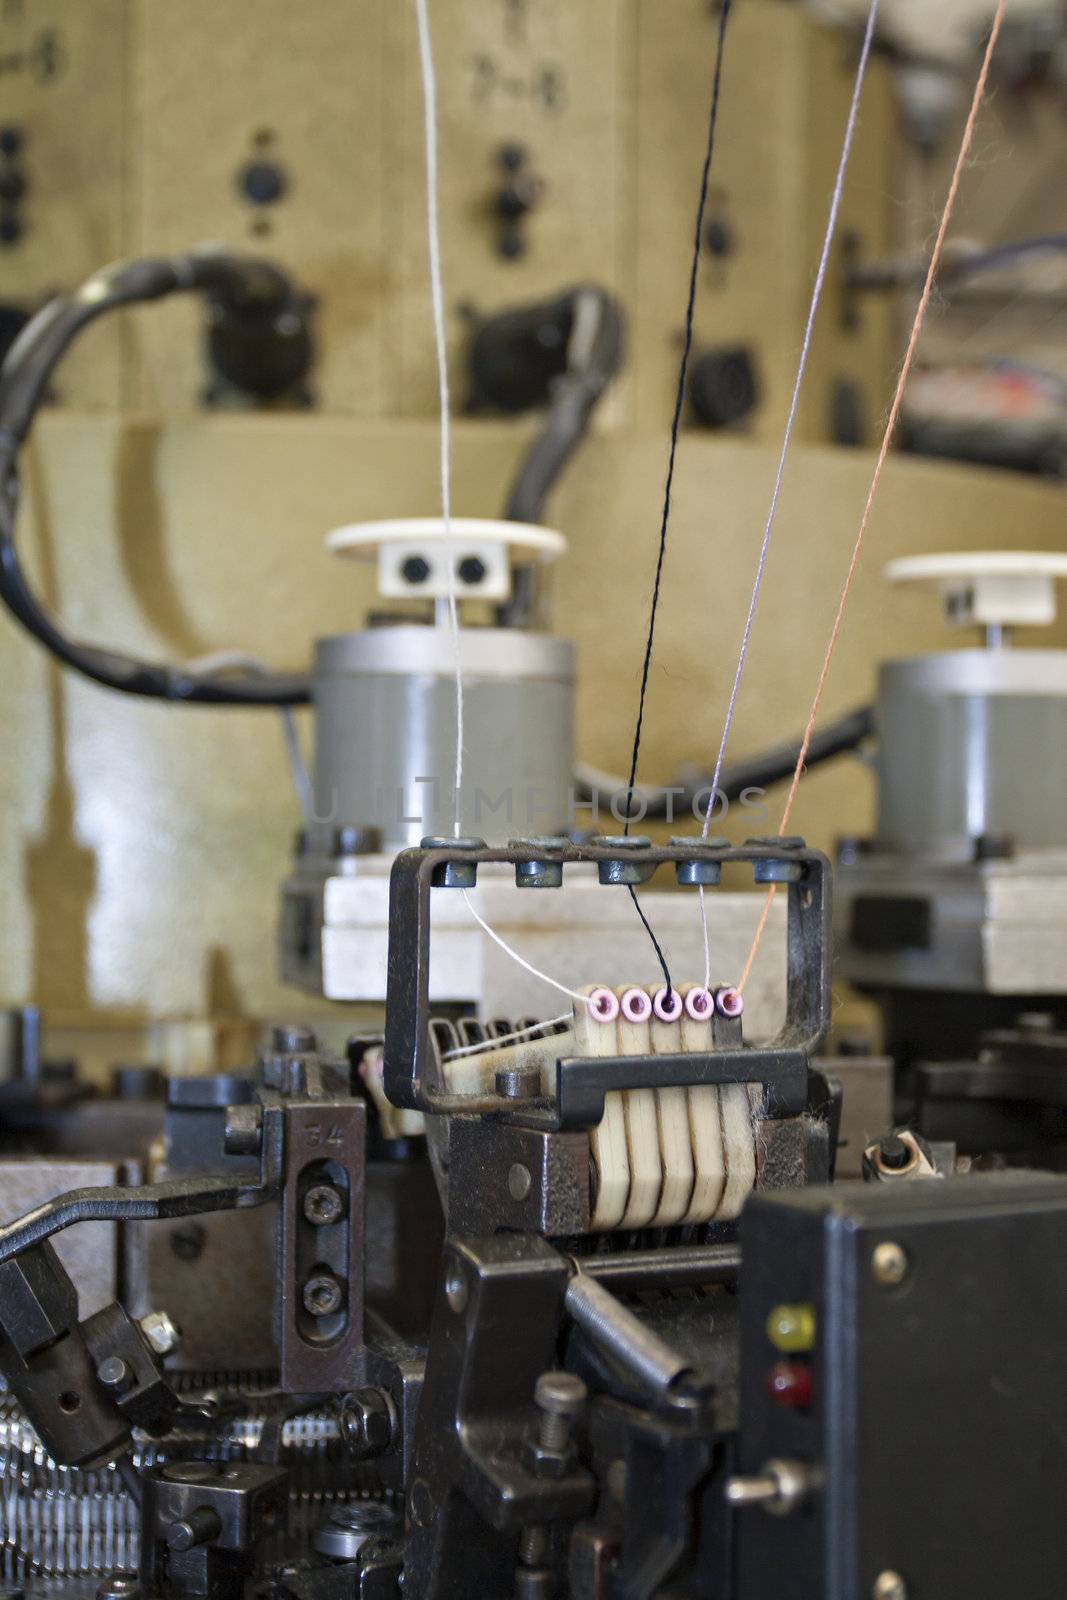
top-left (327, 517), bottom-right (566, 605)
top-left (886, 551), bottom-right (1067, 630)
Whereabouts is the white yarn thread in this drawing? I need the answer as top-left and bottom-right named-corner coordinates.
top-left (461, 891), bottom-right (593, 1005)
top-left (442, 1013), bottom-right (572, 1061)
top-left (414, 0), bottom-right (592, 1013)
top-left (697, 0), bottom-right (880, 985)
top-left (414, 0), bottom-right (463, 836)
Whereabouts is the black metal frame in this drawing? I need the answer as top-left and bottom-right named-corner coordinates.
top-left (383, 837), bottom-right (832, 1117)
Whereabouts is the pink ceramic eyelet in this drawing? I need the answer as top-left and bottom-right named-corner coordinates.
top-left (652, 986), bottom-right (683, 1023)
top-left (715, 985), bottom-right (744, 1018)
top-left (684, 986), bottom-right (713, 1021)
top-left (620, 987), bottom-right (653, 1023)
top-left (587, 987), bottom-right (620, 1023)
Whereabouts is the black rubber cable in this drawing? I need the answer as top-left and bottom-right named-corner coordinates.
top-left (576, 703), bottom-right (875, 821)
top-left (495, 286), bottom-right (624, 627)
top-left (0, 248), bottom-right (312, 705)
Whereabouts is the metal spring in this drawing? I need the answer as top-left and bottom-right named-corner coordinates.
top-left (0, 1374), bottom-right (362, 1580)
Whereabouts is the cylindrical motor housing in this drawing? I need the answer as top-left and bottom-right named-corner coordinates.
top-left (312, 625), bottom-right (574, 849)
top-left (876, 649), bottom-right (1067, 857)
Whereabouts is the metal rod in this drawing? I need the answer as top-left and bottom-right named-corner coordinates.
top-left (578, 1243), bottom-right (740, 1292)
top-left (564, 1271), bottom-right (692, 1396)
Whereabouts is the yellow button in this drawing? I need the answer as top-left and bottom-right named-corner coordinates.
top-left (766, 1302), bottom-right (816, 1353)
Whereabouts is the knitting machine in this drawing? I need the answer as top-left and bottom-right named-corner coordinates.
top-left (3, 834), bottom-right (1067, 1600)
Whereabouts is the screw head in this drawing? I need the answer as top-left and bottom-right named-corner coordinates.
top-left (508, 1162), bottom-right (532, 1200)
top-left (401, 554), bottom-right (431, 585)
top-left (457, 555), bottom-right (487, 585)
top-left (872, 1240), bottom-right (909, 1287)
top-left (303, 1272), bottom-right (344, 1318)
top-left (96, 1356), bottom-right (132, 1393)
top-left (534, 1370), bottom-right (588, 1416)
top-left (873, 1572), bottom-right (907, 1600)
top-left (303, 1184), bottom-right (344, 1227)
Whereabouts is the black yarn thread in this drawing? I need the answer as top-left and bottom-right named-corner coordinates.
top-left (621, 0), bottom-right (735, 993)
top-left (626, 883), bottom-right (674, 995)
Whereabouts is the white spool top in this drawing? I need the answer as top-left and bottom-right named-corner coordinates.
top-left (327, 518), bottom-right (567, 603)
top-left (886, 551), bottom-right (1067, 631)
top-left (327, 518), bottom-right (567, 562)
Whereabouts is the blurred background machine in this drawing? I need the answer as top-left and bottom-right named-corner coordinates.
top-left (1, 0), bottom-right (1066, 1074)
top-left (0, 2), bottom-right (1065, 1598)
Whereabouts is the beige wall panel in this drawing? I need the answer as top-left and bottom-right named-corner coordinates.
top-left (633, 0), bottom-right (894, 442)
top-left (2, 414), bottom-right (1066, 1036)
top-left (388, 0), bottom-right (632, 419)
top-left (554, 435), bottom-right (1067, 862)
top-left (0, 0), bottom-right (128, 408)
top-left (131, 0), bottom-right (386, 414)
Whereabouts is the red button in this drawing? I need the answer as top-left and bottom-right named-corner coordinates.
top-left (766, 1360), bottom-right (812, 1409)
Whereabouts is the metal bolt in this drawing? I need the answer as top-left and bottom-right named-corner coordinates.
top-left (96, 1356), bottom-right (133, 1394)
top-left (877, 1136), bottom-right (913, 1172)
top-left (508, 1162), bottom-right (533, 1201)
top-left (138, 1310), bottom-right (181, 1357)
top-left (223, 1101), bottom-right (262, 1156)
top-left (534, 1370), bottom-right (587, 1451)
top-left (303, 1272), bottom-right (343, 1318)
top-left (303, 1184), bottom-right (345, 1227)
top-left (166, 1507), bottom-right (222, 1551)
top-left (871, 1240), bottom-right (909, 1287)
top-left (496, 1065), bottom-right (541, 1100)
top-left (724, 1458), bottom-right (817, 1517)
top-left (272, 1023), bottom-right (317, 1055)
top-left (518, 1524), bottom-right (548, 1566)
top-left (338, 1387), bottom-right (397, 1460)
top-left (873, 1573), bottom-right (907, 1600)
top-left (96, 1578), bottom-right (142, 1600)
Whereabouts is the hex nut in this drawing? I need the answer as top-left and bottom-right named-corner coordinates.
top-left (338, 1387), bottom-right (396, 1460)
top-left (139, 1309), bottom-right (182, 1357)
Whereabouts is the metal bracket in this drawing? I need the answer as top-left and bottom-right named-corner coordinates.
top-left (383, 837), bottom-right (831, 1114)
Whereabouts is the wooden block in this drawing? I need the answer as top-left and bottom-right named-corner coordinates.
top-left (576, 986), bottom-right (630, 1232)
top-left (647, 984), bottom-right (693, 1227)
top-left (717, 1081), bottom-right (757, 1221)
top-left (614, 986), bottom-right (661, 1229)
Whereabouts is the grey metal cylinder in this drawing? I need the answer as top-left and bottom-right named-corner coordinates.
top-left (312, 625), bottom-right (574, 849)
top-left (876, 649), bottom-right (1067, 857)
